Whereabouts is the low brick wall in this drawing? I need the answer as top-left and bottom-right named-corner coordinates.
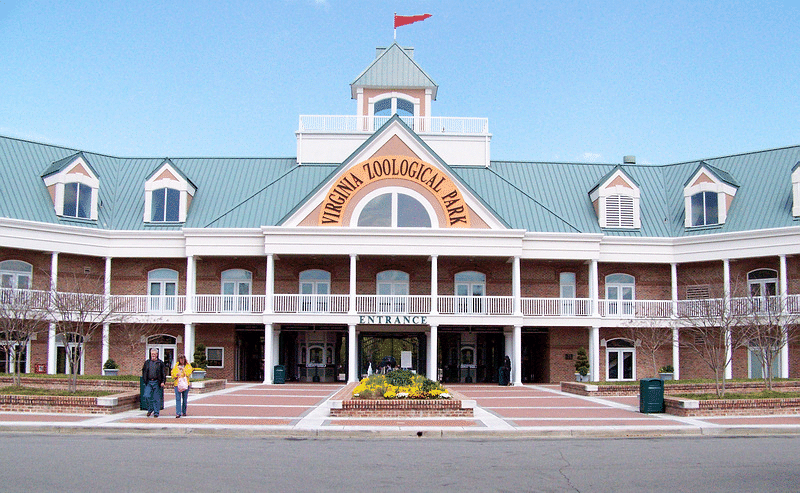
top-left (561, 380), bottom-right (800, 397)
top-left (0, 376), bottom-right (138, 392)
top-left (330, 399), bottom-right (474, 417)
top-left (665, 396), bottom-right (800, 417)
top-left (0, 391), bottom-right (139, 414)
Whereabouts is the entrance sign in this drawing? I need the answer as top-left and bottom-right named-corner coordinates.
top-left (359, 315), bottom-right (427, 325)
top-left (319, 156), bottom-right (470, 227)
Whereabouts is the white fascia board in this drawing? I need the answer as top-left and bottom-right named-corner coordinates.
top-left (183, 228), bottom-right (265, 256)
top-left (261, 226), bottom-right (525, 257)
top-left (0, 218), bottom-right (186, 257)
top-left (671, 227), bottom-right (800, 262)
top-left (598, 236), bottom-right (676, 263)
top-left (521, 232), bottom-right (603, 260)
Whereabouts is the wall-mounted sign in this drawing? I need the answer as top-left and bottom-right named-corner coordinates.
top-left (359, 315), bottom-right (428, 325)
top-left (319, 155), bottom-right (470, 227)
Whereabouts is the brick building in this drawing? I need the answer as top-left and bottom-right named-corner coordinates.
top-left (2, 43), bottom-right (799, 384)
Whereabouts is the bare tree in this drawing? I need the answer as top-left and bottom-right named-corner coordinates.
top-left (741, 295), bottom-right (800, 390)
top-left (0, 288), bottom-right (52, 386)
top-left (678, 277), bottom-right (751, 397)
top-left (114, 318), bottom-right (164, 373)
top-left (50, 274), bottom-right (125, 393)
top-left (624, 319), bottom-right (675, 377)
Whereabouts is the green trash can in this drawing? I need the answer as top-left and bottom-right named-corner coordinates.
top-left (639, 378), bottom-right (665, 413)
top-left (139, 377), bottom-right (164, 411)
top-left (498, 367), bottom-right (509, 386)
top-left (273, 365), bottom-right (286, 384)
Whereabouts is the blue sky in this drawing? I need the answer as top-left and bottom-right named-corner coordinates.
top-left (1, 1), bottom-right (798, 165)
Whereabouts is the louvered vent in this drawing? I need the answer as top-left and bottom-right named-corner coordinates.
top-left (605, 194), bottom-right (635, 228)
top-left (686, 285), bottom-right (711, 299)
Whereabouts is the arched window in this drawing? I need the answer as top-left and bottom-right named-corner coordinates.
top-left (151, 187), bottom-right (181, 222)
top-left (376, 270), bottom-right (409, 314)
top-left (146, 334), bottom-right (178, 371)
top-left (299, 269), bottom-right (331, 312)
top-left (355, 188), bottom-right (434, 228)
top-left (605, 274), bottom-right (635, 316)
top-left (148, 269), bottom-right (178, 312)
top-left (454, 271), bottom-right (486, 314)
top-left (0, 260), bottom-right (32, 290)
top-left (221, 269), bottom-right (252, 312)
top-left (606, 338), bottom-right (635, 381)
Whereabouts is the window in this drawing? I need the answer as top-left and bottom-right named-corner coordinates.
top-left (0, 336), bottom-right (29, 374)
top-left (559, 272), bottom-right (576, 315)
top-left (454, 271), bottom-right (485, 314)
top-left (42, 154), bottom-right (99, 221)
top-left (748, 269), bottom-right (778, 312)
top-left (206, 347), bottom-right (224, 368)
top-left (355, 189), bottom-right (434, 228)
top-left (605, 273), bottom-right (635, 316)
top-left (299, 269), bottom-right (331, 313)
top-left (63, 182), bottom-right (93, 219)
top-left (56, 333), bottom-right (84, 375)
top-left (221, 269), bottom-right (252, 312)
top-left (151, 188), bottom-right (181, 222)
top-left (606, 339), bottom-right (635, 381)
top-left (376, 270), bottom-right (409, 313)
top-left (605, 194), bottom-right (635, 228)
top-left (148, 269), bottom-right (178, 312)
top-left (146, 334), bottom-right (177, 371)
top-left (0, 260), bottom-right (32, 290)
top-left (691, 191), bottom-right (718, 226)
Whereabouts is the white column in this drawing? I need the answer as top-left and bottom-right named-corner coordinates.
top-left (349, 254), bottom-right (357, 315)
top-left (348, 324), bottom-right (358, 383)
top-left (504, 330), bottom-right (513, 362)
top-left (723, 259), bottom-right (732, 379)
top-left (184, 323), bottom-right (195, 361)
top-left (47, 252), bottom-right (59, 374)
top-left (670, 263), bottom-right (678, 317)
top-left (780, 255), bottom-right (790, 378)
top-left (266, 254), bottom-right (274, 313)
top-left (672, 327), bottom-right (680, 380)
top-left (186, 256), bottom-right (196, 313)
top-left (263, 323), bottom-right (274, 384)
top-left (429, 324), bottom-right (438, 381)
top-left (513, 325), bottom-right (522, 385)
top-left (589, 326), bottom-right (600, 382)
top-left (430, 255), bottom-right (438, 315)
top-left (102, 257), bottom-right (112, 366)
top-left (589, 259), bottom-right (599, 316)
top-left (512, 256), bottom-right (522, 316)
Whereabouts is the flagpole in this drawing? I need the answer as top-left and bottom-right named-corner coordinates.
top-left (393, 12), bottom-right (396, 40)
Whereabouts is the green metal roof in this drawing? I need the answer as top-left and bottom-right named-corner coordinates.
top-left (2, 133), bottom-right (800, 237)
top-left (350, 42), bottom-right (438, 99)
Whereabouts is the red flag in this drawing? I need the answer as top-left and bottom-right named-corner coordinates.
top-left (394, 13), bottom-right (432, 29)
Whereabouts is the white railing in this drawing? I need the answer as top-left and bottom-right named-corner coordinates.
top-left (193, 295), bottom-right (266, 314)
top-left (114, 295), bottom-right (187, 314)
top-left (438, 295), bottom-right (514, 315)
top-left (356, 295), bottom-right (431, 315)
top-left (273, 294), bottom-right (349, 314)
top-left (599, 299), bottom-right (673, 319)
top-left (0, 288), bottom-right (52, 310)
top-left (298, 115), bottom-right (489, 135)
top-left (521, 297), bottom-right (593, 317)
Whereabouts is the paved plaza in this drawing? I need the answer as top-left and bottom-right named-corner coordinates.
top-left (3, 383), bottom-right (800, 437)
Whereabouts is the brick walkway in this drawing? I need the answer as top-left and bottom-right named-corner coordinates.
top-left (3, 382), bottom-right (800, 437)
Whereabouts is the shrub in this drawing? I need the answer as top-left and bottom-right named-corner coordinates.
top-left (659, 365), bottom-right (674, 373)
top-left (193, 344), bottom-right (208, 369)
top-left (575, 347), bottom-right (590, 376)
top-left (385, 369), bottom-right (414, 387)
top-left (103, 359), bottom-right (119, 370)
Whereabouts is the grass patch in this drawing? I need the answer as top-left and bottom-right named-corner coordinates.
top-left (0, 373), bottom-right (140, 382)
top-left (674, 390), bottom-right (800, 400)
top-left (0, 386), bottom-right (116, 397)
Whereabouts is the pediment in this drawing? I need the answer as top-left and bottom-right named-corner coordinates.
top-left (282, 117), bottom-right (504, 229)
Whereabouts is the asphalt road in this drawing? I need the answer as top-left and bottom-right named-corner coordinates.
top-left (2, 433), bottom-right (799, 492)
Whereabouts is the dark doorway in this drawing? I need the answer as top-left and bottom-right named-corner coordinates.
top-left (359, 333), bottom-right (426, 378)
top-left (522, 329), bottom-right (549, 383)
top-left (235, 329), bottom-right (264, 382)
top-left (476, 333), bottom-right (505, 383)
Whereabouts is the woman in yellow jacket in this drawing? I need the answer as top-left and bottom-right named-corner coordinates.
top-left (171, 354), bottom-right (193, 418)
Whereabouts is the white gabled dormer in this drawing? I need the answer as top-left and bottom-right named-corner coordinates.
top-left (143, 159), bottom-right (196, 223)
top-left (589, 165), bottom-right (641, 229)
top-left (792, 161), bottom-right (800, 217)
top-left (683, 162), bottom-right (738, 228)
top-left (41, 152), bottom-right (100, 221)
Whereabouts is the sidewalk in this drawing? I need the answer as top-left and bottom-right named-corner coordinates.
top-left (2, 383), bottom-right (800, 438)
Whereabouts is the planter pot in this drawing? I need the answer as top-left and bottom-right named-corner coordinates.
top-left (103, 368), bottom-right (119, 376)
top-left (191, 370), bottom-right (206, 379)
top-left (659, 372), bottom-right (674, 381)
top-left (575, 373), bottom-right (590, 382)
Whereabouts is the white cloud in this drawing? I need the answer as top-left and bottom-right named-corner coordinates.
top-left (580, 152), bottom-right (602, 163)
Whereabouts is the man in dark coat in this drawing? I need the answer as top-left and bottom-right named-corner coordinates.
top-left (141, 348), bottom-right (167, 417)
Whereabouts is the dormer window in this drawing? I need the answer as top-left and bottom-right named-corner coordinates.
top-left (589, 166), bottom-right (640, 229)
top-left (144, 159), bottom-right (196, 224)
top-left (41, 153), bottom-right (100, 221)
top-left (683, 163), bottom-right (738, 228)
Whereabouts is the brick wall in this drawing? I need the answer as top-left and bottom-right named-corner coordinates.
top-left (195, 324), bottom-right (236, 381)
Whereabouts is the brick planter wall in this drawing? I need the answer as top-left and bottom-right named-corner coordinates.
top-left (331, 399), bottom-right (473, 417)
top-left (0, 391), bottom-right (139, 414)
top-left (561, 380), bottom-right (800, 397)
top-left (665, 396), bottom-right (800, 417)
